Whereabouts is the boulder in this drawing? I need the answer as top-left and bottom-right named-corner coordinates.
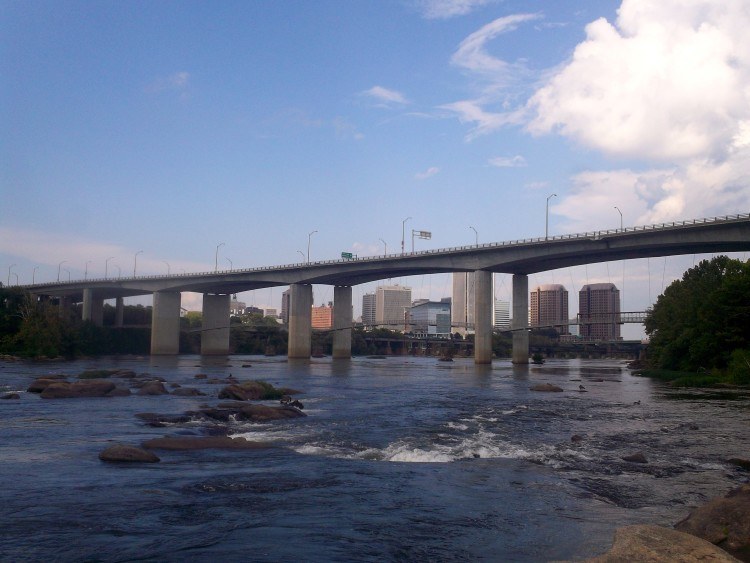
top-left (141, 435), bottom-right (271, 451)
top-left (622, 452), bottom-right (649, 464)
top-left (675, 484), bottom-right (750, 558)
top-left (135, 412), bottom-right (193, 427)
top-left (728, 458), bottom-right (750, 471)
top-left (530, 383), bottom-right (564, 392)
top-left (217, 384), bottom-right (249, 401)
top-left (106, 387), bottom-right (132, 397)
top-left (1, 392), bottom-right (20, 400)
top-left (199, 403), bottom-right (306, 422)
top-left (27, 377), bottom-right (67, 393)
top-left (136, 381), bottom-right (169, 396)
top-left (585, 524), bottom-right (738, 562)
top-left (99, 444), bottom-right (160, 463)
top-left (171, 387), bottom-right (205, 397)
top-left (40, 380), bottom-right (116, 399)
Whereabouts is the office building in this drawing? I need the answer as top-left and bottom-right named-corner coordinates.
top-left (530, 284), bottom-right (569, 334)
top-left (493, 299), bottom-right (510, 330)
top-left (451, 272), bottom-right (475, 335)
top-left (311, 302), bottom-right (333, 330)
top-left (410, 299), bottom-right (451, 337)
top-left (281, 289), bottom-right (291, 325)
top-left (579, 283), bottom-right (621, 340)
top-left (375, 285), bottom-right (411, 330)
top-left (362, 293), bottom-right (376, 328)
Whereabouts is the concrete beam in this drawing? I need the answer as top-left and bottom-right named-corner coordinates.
top-left (332, 285), bottom-right (352, 359)
top-left (201, 293), bottom-right (231, 355)
top-left (82, 288), bottom-right (104, 326)
top-left (151, 291), bottom-right (181, 355)
top-left (474, 270), bottom-right (493, 364)
top-left (288, 283), bottom-right (312, 359)
top-left (512, 274), bottom-right (529, 364)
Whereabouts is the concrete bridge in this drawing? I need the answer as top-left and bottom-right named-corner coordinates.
top-left (23, 213), bottom-right (750, 363)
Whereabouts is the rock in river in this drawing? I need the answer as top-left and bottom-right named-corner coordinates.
top-left (99, 444), bottom-right (160, 463)
top-left (141, 436), bottom-right (271, 451)
top-left (40, 379), bottom-right (116, 399)
top-left (530, 383), bottom-right (564, 392)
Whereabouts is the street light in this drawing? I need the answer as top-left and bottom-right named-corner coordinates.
top-left (379, 238), bottom-right (387, 255)
top-left (615, 206), bottom-right (625, 310)
top-left (226, 257), bottom-right (233, 271)
top-left (545, 193), bottom-right (557, 240)
top-left (84, 260), bottom-right (92, 281)
top-left (7, 264), bottom-right (16, 286)
top-left (469, 226), bottom-right (478, 245)
top-left (57, 260), bottom-right (67, 282)
top-left (401, 217), bottom-right (412, 255)
top-left (297, 250), bottom-right (306, 262)
top-left (307, 230), bottom-right (317, 263)
top-left (133, 250), bottom-right (143, 277)
top-left (614, 206), bottom-right (623, 230)
top-left (105, 256), bottom-right (114, 279)
top-left (163, 261), bottom-right (171, 275)
top-left (63, 268), bottom-right (71, 282)
top-left (12, 273), bottom-right (18, 286)
top-left (215, 243), bottom-right (225, 272)
top-left (113, 264), bottom-right (121, 278)
top-left (32, 266), bottom-right (38, 285)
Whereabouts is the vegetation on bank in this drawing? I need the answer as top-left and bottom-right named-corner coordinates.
top-left (640, 256), bottom-right (750, 386)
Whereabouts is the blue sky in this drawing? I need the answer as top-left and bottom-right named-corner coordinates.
top-left (2, 0), bottom-right (749, 337)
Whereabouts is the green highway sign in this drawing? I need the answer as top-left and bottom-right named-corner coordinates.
top-left (341, 252), bottom-right (353, 259)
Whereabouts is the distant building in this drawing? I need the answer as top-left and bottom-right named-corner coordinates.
top-left (311, 302), bottom-right (333, 330)
top-left (230, 300), bottom-right (246, 316)
top-left (493, 300), bottom-right (510, 330)
top-left (451, 272), bottom-right (475, 335)
top-left (530, 284), bottom-right (569, 334)
top-left (375, 285), bottom-right (411, 330)
top-left (264, 308), bottom-right (278, 318)
top-left (410, 299), bottom-right (451, 337)
top-left (362, 293), bottom-right (376, 328)
top-left (281, 289), bottom-right (291, 325)
top-left (245, 306), bottom-right (264, 316)
top-left (579, 283), bottom-right (621, 341)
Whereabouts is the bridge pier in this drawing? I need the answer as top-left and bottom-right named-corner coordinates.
top-left (115, 297), bottom-right (124, 327)
top-left (288, 283), bottom-right (312, 359)
top-left (474, 270), bottom-right (493, 364)
top-left (201, 293), bottom-right (231, 355)
top-left (151, 291), bottom-right (181, 355)
top-left (512, 274), bottom-right (529, 364)
top-left (332, 285), bottom-right (352, 359)
top-left (82, 288), bottom-right (104, 326)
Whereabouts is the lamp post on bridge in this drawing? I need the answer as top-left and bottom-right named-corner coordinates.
top-left (133, 250), bottom-right (143, 277)
top-left (226, 257), bottom-right (233, 271)
top-left (105, 257), bottom-right (114, 279)
top-left (57, 260), bottom-right (67, 282)
top-left (469, 226), bottom-right (478, 245)
top-left (63, 269), bottom-right (71, 282)
top-left (615, 206), bottom-right (624, 310)
top-left (215, 243), bottom-right (225, 273)
top-left (379, 238), bottom-right (387, 255)
top-left (297, 250), bottom-right (305, 262)
top-left (32, 266), bottom-right (38, 285)
top-left (545, 193), bottom-right (557, 240)
top-left (163, 261), bottom-right (171, 275)
top-left (7, 264), bottom-right (16, 286)
top-left (84, 260), bottom-right (92, 281)
top-left (307, 230), bottom-right (317, 263)
top-left (401, 217), bottom-right (412, 255)
top-left (614, 206), bottom-right (623, 230)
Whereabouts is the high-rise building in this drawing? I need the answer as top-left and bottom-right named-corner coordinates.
top-left (530, 284), bottom-right (569, 334)
top-left (281, 289), bottom-right (291, 325)
top-left (451, 272), bottom-right (475, 335)
top-left (493, 299), bottom-right (510, 330)
top-left (410, 299), bottom-right (451, 337)
top-left (579, 283), bottom-right (621, 340)
top-left (362, 293), bottom-right (376, 328)
top-left (375, 285), bottom-right (411, 330)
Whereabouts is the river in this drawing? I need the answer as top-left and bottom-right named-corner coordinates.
top-left (1, 356), bottom-right (748, 561)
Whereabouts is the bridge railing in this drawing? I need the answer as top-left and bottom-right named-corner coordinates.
top-left (25, 213), bottom-right (749, 287)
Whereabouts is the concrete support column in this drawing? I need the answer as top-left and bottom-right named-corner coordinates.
top-left (288, 283), bottom-right (312, 359)
top-left (332, 285), bottom-right (352, 359)
top-left (474, 270), bottom-right (493, 364)
top-left (151, 291), bottom-right (181, 355)
top-left (512, 274), bottom-right (529, 364)
top-left (115, 297), bottom-right (124, 327)
top-left (82, 288), bottom-right (104, 326)
top-left (58, 296), bottom-right (72, 319)
top-left (201, 293), bottom-right (231, 355)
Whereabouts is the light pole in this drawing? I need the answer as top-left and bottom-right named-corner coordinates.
top-left (469, 226), bottom-right (478, 245)
top-left (7, 264), bottom-right (16, 286)
top-left (379, 238), bottom-right (387, 255)
top-left (114, 264), bottom-right (121, 279)
top-left (133, 250), bottom-right (143, 277)
top-left (307, 230), bottom-right (317, 263)
top-left (163, 261), bottom-right (171, 275)
top-left (63, 268), bottom-right (71, 282)
top-left (57, 260), bottom-right (67, 282)
top-left (32, 266), bottom-right (38, 285)
top-left (105, 256), bottom-right (114, 279)
top-left (226, 257), bottom-right (233, 271)
top-left (214, 243), bottom-right (225, 272)
top-left (614, 206), bottom-right (623, 230)
top-left (615, 206), bottom-right (624, 310)
top-left (545, 193), bottom-right (557, 240)
top-left (84, 260), bottom-right (92, 281)
top-left (12, 273), bottom-right (18, 286)
top-left (401, 217), bottom-right (412, 255)
top-left (297, 250), bottom-right (306, 262)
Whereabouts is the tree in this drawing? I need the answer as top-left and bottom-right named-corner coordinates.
top-left (645, 256), bottom-right (750, 372)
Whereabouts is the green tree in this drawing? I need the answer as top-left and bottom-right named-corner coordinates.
top-left (645, 256), bottom-right (750, 372)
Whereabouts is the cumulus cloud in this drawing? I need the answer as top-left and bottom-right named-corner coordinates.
top-left (416, 0), bottom-right (494, 19)
top-left (361, 86), bottom-right (409, 107)
top-left (415, 166), bottom-right (440, 180)
top-left (489, 155), bottom-right (526, 167)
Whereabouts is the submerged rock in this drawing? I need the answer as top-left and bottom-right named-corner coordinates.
top-left (585, 524), bottom-right (738, 562)
top-left (136, 381), bottom-right (169, 396)
top-left (675, 484), bottom-right (750, 558)
top-left (197, 403), bottom-right (306, 422)
top-left (99, 444), bottom-right (160, 463)
top-left (1, 392), bottom-right (20, 400)
top-left (622, 452), bottom-right (648, 464)
top-left (141, 436), bottom-right (271, 451)
top-left (530, 383), bottom-right (564, 392)
top-left (40, 379), bottom-right (116, 399)
top-left (171, 387), bottom-right (206, 397)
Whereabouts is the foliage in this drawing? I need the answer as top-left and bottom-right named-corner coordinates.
top-left (727, 349), bottom-right (750, 385)
top-left (645, 256), bottom-right (750, 375)
top-left (632, 368), bottom-right (724, 388)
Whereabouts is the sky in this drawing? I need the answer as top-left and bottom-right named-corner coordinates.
top-left (2, 0), bottom-right (749, 338)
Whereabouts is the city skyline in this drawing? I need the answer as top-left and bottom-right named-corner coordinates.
top-left (3, 0), bottom-right (749, 340)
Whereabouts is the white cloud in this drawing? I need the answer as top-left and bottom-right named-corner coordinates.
top-left (361, 86), bottom-right (409, 107)
top-left (415, 166), bottom-right (440, 180)
top-left (332, 117), bottom-right (364, 140)
top-left (440, 100), bottom-right (524, 140)
top-left (416, 0), bottom-right (494, 19)
top-left (489, 155), bottom-right (526, 167)
top-left (144, 71), bottom-right (190, 94)
top-left (524, 181), bottom-right (549, 190)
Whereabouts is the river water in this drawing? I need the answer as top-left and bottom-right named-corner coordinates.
top-left (1, 356), bottom-right (748, 561)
